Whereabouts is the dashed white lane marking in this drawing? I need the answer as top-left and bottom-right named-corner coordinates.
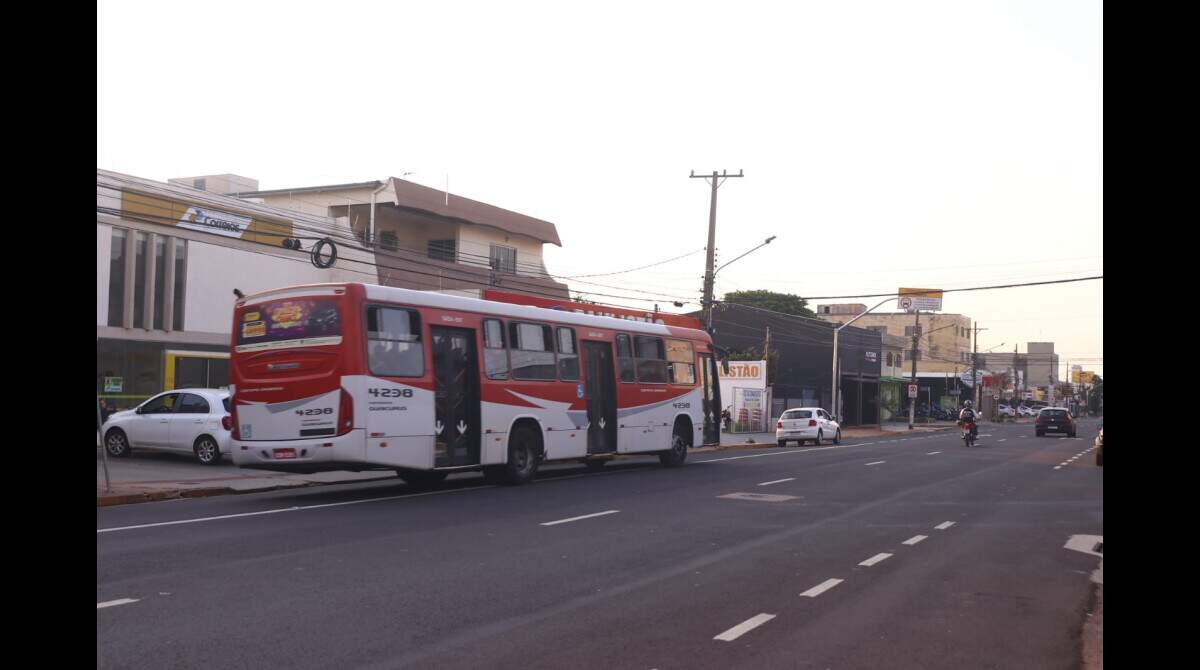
top-left (935, 521), bottom-right (956, 530)
top-left (865, 461), bottom-right (886, 466)
top-left (697, 440), bottom-right (884, 463)
top-left (714, 613), bottom-right (776, 642)
top-left (1054, 466), bottom-right (1063, 470)
top-left (800, 578), bottom-right (844, 597)
top-left (758, 478), bottom-right (796, 486)
top-left (540, 510), bottom-right (620, 526)
top-left (926, 451), bottom-right (941, 455)
top-left (859, 553), bottom-right (893, 567)
top-left (97, 598), bottom-right (139, 609)
top-left (902, 535), bottom-right (928, 545)
top-left (998, 439), bottom-right (1007, 442)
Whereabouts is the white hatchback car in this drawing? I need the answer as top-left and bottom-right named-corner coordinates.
top-left (101, 388), bottom-right (232, 465)
top-left (776, 407), bottom-right (841, 446)
top-left (997, 404), bottom-right (1016, 417)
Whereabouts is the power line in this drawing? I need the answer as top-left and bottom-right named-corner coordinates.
top-left (559, 247), bottom-right (706, 278)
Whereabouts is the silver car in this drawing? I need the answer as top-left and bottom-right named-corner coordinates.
top-left (101, 388), bottom-right (232, 465)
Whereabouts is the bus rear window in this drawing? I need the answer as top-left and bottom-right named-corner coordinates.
top-left (236, 299), bottom-right (342, 352)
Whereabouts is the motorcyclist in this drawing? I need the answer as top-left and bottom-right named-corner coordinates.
top-left (958, 400), bottom-right (979, 438)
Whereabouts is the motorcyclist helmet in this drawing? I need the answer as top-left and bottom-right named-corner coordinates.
top-left (963, 400), bottom-right (973, 408)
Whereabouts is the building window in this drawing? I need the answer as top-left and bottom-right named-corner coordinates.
top-left (193, 178), bottom-right (206, 191)
top-left (379, 231), bottom-right (399, 252)
top-left (133, 232), bottom-right (148, 328)
top-left (153, 236), bottom-right (167, 330)
top-left (886, 352), bottom-right (893, 367)
top-left (108, 228), bottom-right (127, 327)
top-left (427, 239), bottom-right (456, 262)
top-left (490, 244), bottom-right (516, 274)
top-left (173, 239), bottom-right (187, 331)
top-left (867, 326), bottom-right (887, 334)
top-left (904, 325), bottom-right (923, 337)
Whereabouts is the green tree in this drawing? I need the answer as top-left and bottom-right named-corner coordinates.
top-left (1086, 375), bottom-right (1103, 414)
top-left (722, 290), bottom-right (815, 317)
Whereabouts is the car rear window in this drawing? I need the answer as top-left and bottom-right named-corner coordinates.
top-left (783, 410), bottom-right (813, 419)
top-left (236, 298), bottom-right (342, 353)
top-left (1042, 409), bottom-right (1069, 419)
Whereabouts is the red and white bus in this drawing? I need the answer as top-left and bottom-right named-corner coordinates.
top-left (228, 283), bottom-right (723, 485)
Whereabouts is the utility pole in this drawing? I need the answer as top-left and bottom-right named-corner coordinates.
top-left (908, 310), bottom-right (920, 430)
top-left (691, 169), bottom-right (744, 331)
top-left (971, 323), bottom-right (988, 409)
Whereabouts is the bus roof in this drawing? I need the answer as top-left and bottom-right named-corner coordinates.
top-left (238, 282), bottom-right (712, 342)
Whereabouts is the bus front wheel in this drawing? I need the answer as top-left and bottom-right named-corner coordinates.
top-left (499, 426), bottom-right (540, 485)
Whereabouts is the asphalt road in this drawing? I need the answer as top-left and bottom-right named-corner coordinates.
top-left (97, 418), bottom-right (1103, 669)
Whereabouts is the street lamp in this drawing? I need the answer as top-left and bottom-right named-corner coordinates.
top-left (831, 297), bottom-right (893, 424)
top-left (703, 235), bottom-right (777, 330)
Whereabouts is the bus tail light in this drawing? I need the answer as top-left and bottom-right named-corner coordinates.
top-left (338, 388), bottom-right (354, 435)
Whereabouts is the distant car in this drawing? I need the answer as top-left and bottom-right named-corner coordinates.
top-left (997, 404), bottom-right (1016, 417)
top-left (777, 407), bottom-right (841, 446)
top-left (1095, 426), bottom-right (1103, 466)
top-left (1035, 407), bottom-right (1076, 438)
top-left (101, 388), bottom-right (232, 465)
top-left (1018, 405), bottom-right (1037, 417)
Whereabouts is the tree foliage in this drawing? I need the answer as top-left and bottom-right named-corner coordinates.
top-left (722, 290), bottom-right (814, 317)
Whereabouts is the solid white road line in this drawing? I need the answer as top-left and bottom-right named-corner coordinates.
top-left (800, 578), bottom-right (844, 597)
top-left (865, 461), bottom-right (886, 466)
top-left (934, 521), bottom-right (956, 530)
top-left (714, 613), bottom-right (776, 642)
top-left (540, 510), bottom-right (620, 526)
top-left (902, 535), bottom-right (928, 545)
top-left (758, 478), bottom-right (796, 486)
top-left (97, 598), bottom-right (139, 609)
top-left (858, 553), bottom-right (893, 567)
top-left (98, 485), bottom-right (495, 534)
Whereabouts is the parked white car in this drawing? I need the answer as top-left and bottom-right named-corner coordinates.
top-left (101, 388), bottom-right (232, 465)
top-left (997, 404), bottom-right (1016, 417)
top-left (776, 407), bottom-right (841, 446)
top-left (1018, 405), bottom-right (1037, 417)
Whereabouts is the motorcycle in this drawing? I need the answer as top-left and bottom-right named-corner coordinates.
top-left (960, 419), bottom-right (977, 447)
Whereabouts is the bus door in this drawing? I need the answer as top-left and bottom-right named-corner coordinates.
top-left (431, 326), bottom-right (481, 467)
top-left (700, 353), bottom-right (721, 445)
top-left (582, 341), bottom-right (618, 454)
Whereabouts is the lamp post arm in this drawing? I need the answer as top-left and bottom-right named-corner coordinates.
top-left (714, 236), bottom-right (776, 276)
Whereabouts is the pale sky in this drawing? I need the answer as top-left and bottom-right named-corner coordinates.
top-left (97, 0), bottom-right (1102, 377)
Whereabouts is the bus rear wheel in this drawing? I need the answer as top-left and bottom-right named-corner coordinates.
top-left (396, 469), bottom-right (448, 489)
top-left (659, 429), bottom-right (689, 468)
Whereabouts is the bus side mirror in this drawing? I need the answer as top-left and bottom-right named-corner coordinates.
top-left (721, 360), bottom-right (730, 375)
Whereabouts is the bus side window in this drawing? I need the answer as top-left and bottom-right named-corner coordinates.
top-left (557, 327), bottom-right (579, 381)
top-left (367, 306), bottom-right (423, 377)
top-left (634, 336), bottom-right (668, 384)
top-left (666, 339), bottom-right (696, 385)
top-left (509, 322), bottom-right (556, 381)
top-left (615, 334), bottom-right (636, 383)
top-left (483, 319), bottom-right (509, 379)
